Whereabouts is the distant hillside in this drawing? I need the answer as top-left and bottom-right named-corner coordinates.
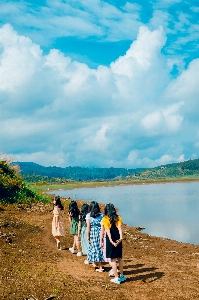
top-left (12, 162), bottom-right (146, 182)
top-left (12, 158), bottom-right (199, 183)
top-left (139, 158), bottom-right (199, 180)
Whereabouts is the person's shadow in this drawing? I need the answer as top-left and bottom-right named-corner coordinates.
top-left (123, 263), bottom-right (164, 283)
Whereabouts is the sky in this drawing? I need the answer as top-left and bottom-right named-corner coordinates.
top-left (0, 0), bottom-right (199, 168)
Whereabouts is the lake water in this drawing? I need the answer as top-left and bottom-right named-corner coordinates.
top-left (48, 182), bottom-right (199, 245)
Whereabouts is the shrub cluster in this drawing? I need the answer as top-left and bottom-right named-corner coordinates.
top-left (0, 155), bottom-right (50, 204)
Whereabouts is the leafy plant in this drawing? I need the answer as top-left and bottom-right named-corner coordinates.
top-left (0, 153), bottom-right (50, 204)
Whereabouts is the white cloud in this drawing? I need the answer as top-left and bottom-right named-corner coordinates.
top-left (12, 151), bottom-right (66, 167)
top-left (0, 24), bottom-right (42, 92)
top-left (148, 10), bottom-right (170, 31)
top-left (163, 58), bottom-right (199, 120)
top-left (127, 153), bottom-right (185, 168)
top-left (122, 2), bottom-right (141, 13)
top-left (0, 0), bottom-right (142, 44)
top-left (153, 0), bottom-right (182, 9)
top-left (82, 124), bottom-right (111, 152)
top-left (0, 23), bottom-right (199, 168)
top-left (141, 103), bottom-right (184, 136)
top-left (111, 26), bottom-right (166, 73)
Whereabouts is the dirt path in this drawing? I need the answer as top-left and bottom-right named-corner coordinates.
top-left (1, 202), bottom-right (199, 300)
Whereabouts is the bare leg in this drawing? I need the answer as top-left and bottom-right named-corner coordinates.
top-left (98, 262), bottom-right (102, 269)
top-left (54, 236), bottom-right (61, 249)
top-left (74, 235), bottom-right (81, 252)
top-left (111, 258), bottom-right (118, 277)
top-left (118, 258), bottom-right (123, 274)
top-left (71, 235), bottom-right (75, 249)
top-left (95, 262), bottom-right (104, 271)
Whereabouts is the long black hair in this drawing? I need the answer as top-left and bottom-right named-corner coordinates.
top-left (54, 196), bottom-right (64, 210)
top-left (89, 201), bottom-right (101, 218)
top-left (68, 200), bottom-right (80, 217)
top-left (79, 203), bottom-right (89, 222)
top-left (104, 203), bottom-right (118, 225)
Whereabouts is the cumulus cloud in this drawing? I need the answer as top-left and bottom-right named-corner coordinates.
top-left (0, 24), bottom-right (42, 92)
top-left (0, 23), bottom-right (199, 167)
top-left (141, 102), bottom-right (184, 136)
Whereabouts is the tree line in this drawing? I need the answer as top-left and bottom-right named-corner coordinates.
top-left (12, 158), bottom-right (199, 183)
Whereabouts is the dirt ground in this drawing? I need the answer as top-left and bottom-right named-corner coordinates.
top-left (1, 199), bottom-right (199, 300)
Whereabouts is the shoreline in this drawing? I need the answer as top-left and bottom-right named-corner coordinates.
top-left (34, 177), bottom-right (199, 192)
top-left (74, 198), bottom-right (199, 247)
top-left (44, 181), bottom-right (199, 246)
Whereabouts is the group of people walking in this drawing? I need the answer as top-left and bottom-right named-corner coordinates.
top-left (52, 196), bottom-right (126, 284)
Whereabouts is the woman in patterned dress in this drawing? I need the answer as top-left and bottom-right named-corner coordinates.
top-left (86, 201), bottom-right (104, 272)
top-left (52, 196), bottom-right (65, 250)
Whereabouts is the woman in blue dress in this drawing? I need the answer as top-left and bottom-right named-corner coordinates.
top-left (86, 201), bottom-right (104, 272)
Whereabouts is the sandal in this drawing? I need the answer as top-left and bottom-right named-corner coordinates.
top-left (96, 268), bottom-right (104, 272)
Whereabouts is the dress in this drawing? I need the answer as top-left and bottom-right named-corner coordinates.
top-left (81, 221), bottom-right (89, 255)
top-left (101, 215), bottom-right (122, 259)
top-left (102, 233), bottom-right (111, 262)
top-left (70, 216), bottom-right (79, 235)
top-left (52, 206), bottom-right (65, 237)
top-left (87, 213), bottom-right (104, 262)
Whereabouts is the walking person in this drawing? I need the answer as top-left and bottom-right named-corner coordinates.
top-left (68, 200), bottom-right (82, 256)
top-left (52, 196), bottom-right (65, 250)
top-left (86, 201), bottom-right (104, 271)
top-left (101, 203), bottom-right (126, 284)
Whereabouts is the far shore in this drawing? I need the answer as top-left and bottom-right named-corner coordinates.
top-left (32, 176), bottom-right (199, 192)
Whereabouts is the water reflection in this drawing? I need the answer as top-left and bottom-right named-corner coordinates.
top-left (48, 182), bottom-right (199, 245)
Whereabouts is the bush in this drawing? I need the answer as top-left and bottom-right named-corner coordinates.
top-left (0, 154), bottom-right (50, 204)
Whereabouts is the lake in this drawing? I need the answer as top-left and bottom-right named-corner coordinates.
top-left (48, 182), bottom-right (199, 245)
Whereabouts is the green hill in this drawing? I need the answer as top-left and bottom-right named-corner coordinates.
top-left (139, 158), bottom-right (199, 180)
top-left (12, 162), bottom-right (146, 182)
top-left (12, 158), bottom-right (199, 183)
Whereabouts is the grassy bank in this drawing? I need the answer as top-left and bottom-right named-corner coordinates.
top-left (32, 176), bottom-right (199, 191)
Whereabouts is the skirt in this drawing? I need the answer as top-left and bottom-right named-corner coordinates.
top-left (81, 223), bottom-right (89, 255)
top-left (102, 233), bottom-right (111, 262)
top-left (106, 225), bottom-right (122, 259)
top-left (52, 215), bottom-right (65, 237)
top-left (87, 225), bottom-right (104, 262)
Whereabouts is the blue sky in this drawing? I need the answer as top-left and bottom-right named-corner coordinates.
top-left (0, 0), bottom-right (199, 168)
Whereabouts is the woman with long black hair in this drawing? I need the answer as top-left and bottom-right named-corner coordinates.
top-left (52, 196), bottom-right (65, 250)
top-left (86, 201), bottom-right (104, 271)
top-left (101, 203), bottom-right (126, 284)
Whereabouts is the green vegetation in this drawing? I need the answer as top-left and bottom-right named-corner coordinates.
top-left (12, 161), bottom-right (146, 182)
top-left (2, 156), bottom-right (198, 195)
top-left (139, 159), bottom-right (199, 180)
top-left (0, 155), bottom-right (50, 204)
top-left (12, 159), bottom-right (199, 188)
